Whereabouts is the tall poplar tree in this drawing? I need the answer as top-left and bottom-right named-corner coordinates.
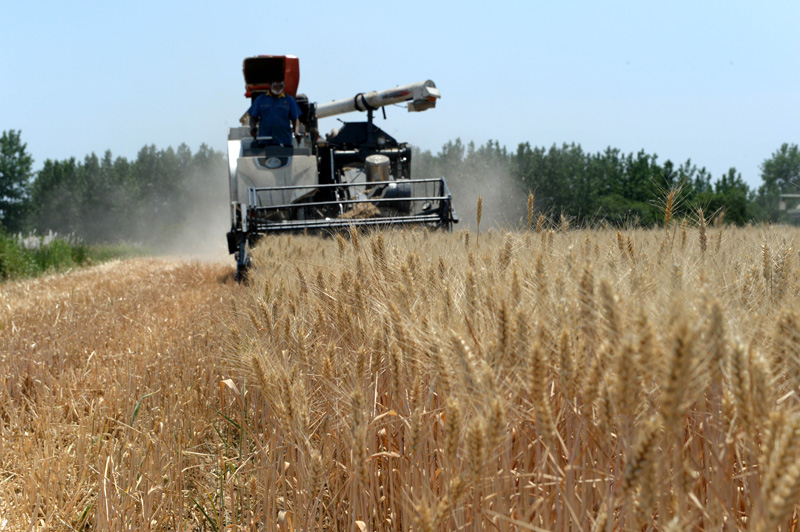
top-left (0, 130), bottom-right (34, 231)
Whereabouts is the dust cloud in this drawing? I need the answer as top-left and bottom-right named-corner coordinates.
top-left (30, 148), bottom-right (233, 265)
top-left (148, 167), bottom-right (231, 263)
top-left (417, 157), bottom-right (529, 232)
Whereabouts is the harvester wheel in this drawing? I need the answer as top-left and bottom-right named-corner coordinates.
top-left (235, 242), bottom-right (251, 283)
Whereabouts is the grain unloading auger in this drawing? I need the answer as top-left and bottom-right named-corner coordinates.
top-left (226, 55), bottom-right (458, 280)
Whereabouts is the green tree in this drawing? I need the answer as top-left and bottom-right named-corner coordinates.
top-left (437, 138), bottom-right (467, 180)
top-left (694, 168), bottom-right (753, 225)
top-left (713, 168), bottom-right (752, 225)
top-left (28, 158), bottom-right (84, 234)
top-left (79, 151), bottom-right (127, 241)
top-left (410, 146), bottom-right (437, 179)
top-left (757, 143), bottom-right (800, 221)
top-left (0, 130), bottom-right (34, 231)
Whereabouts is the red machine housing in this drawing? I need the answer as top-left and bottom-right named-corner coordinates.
top-left (243, 55), bottom-right (300, 99)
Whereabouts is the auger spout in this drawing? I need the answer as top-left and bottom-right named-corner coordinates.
top-left (315, 80), bottom-right (440, 119)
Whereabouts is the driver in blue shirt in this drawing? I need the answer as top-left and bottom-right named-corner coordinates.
top-left (248, 80), bottom-right (301, 147)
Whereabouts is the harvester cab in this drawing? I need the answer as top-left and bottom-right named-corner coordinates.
top-left (226, 54), bottom-right (458, 280)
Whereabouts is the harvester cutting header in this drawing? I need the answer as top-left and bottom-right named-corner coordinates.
top-left (226, 54), bottom-right (458, 279)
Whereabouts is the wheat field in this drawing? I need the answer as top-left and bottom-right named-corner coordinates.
top-left (2, 217), bottom-right (800, 530)
top-left (227, 217), bottom-right (800, 531)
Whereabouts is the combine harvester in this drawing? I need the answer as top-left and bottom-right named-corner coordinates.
top-left (226, 55), bottom-right (458, 280)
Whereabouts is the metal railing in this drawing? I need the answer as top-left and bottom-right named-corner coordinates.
top-left (245, 177), bottom-right (456, 233)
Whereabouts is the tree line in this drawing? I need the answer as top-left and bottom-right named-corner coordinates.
top-left (414, 139), bottom-right (800, 227)
top-left (2, 129), bottom-right (799, 243)
top-left (0, 130), bottom-right (227, 245)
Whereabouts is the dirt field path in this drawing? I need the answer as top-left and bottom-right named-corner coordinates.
top-left (1, 257), bottom-right (236, 366)
top-left (0, 258), bottom-right (242, 529)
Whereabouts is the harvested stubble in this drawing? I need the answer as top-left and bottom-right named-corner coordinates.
top-left (0, 258), bottom-right (237, 530)
top-left (228, 223), bottom-right (800, 531)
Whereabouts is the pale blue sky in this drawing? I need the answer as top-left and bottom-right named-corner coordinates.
top-left (2, 0), bottom-right (798, 190)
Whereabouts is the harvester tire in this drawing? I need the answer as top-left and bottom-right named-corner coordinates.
top-left (235, 242), bottom-right (251, 283)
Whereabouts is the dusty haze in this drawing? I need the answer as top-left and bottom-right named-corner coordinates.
top-left (150, 165), bottom-right (231, 262)
top-left (412, 149), bottom-right (529, 231)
